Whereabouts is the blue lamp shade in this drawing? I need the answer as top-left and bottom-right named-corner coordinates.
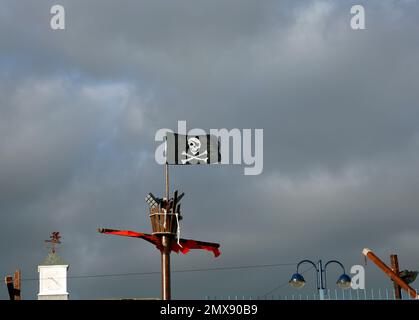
top-left (336, 274), bottom-right (352, 289)
top-left (289, 273), bottom-right (306, 288)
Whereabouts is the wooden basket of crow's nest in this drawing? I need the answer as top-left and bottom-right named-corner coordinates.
top-left (149, 206), bottom-right (182, 236)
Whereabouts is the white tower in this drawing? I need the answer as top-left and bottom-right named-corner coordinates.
top-left (38, 232), bottom-right (69, 300)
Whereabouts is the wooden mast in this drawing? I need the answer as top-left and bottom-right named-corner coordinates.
top-left (161, 163), bottom-right (172, 300)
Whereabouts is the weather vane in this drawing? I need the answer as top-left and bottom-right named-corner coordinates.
top-left (45, 232), bottom-right (61, 254)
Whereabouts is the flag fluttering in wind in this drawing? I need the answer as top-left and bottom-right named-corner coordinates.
top-left (98, 228), bottom-right (221, 257)
top-left (166, 132), bottom-right (221, 165)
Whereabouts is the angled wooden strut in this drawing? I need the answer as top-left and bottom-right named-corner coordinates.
top-left (363, 248), bottom-right (418, 299)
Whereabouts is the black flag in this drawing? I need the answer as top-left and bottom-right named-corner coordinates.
top-left (166, 132), bottom-right (221, 165)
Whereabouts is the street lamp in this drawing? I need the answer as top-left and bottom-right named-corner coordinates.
top-left (289, 259), bottom-right (351, 300)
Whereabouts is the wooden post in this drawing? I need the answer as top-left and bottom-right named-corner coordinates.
top-left (363, 248), bottom-right (418, 299)
top-left (4, 276), bottom-right (14, 300)
top-left (162, 163), bottom-right (171, 300)
top-left (13, 269), bottom-right (21, 300)
top-left (161, 235), bottom-right (171, 300)
top-left (390, 254), bottom-right (402, 300)
top-left (4, 269), bottom-right (21, 300)
top-left (165, 163), bottom-right (169, 201)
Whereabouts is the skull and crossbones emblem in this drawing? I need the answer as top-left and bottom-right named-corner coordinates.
top-left (181, 137), bottom-right (208, 164)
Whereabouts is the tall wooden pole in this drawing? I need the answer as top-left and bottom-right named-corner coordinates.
top-left (165, 163), bottom-right (169, 201)
top-left (390, 254), bottom-right (402, 300)
top-left (161, 163), bottom-right (172, 300)
top-left (363, 248), bottom-right (418, 299)
top-left (161, 235), bottom-right (171, 300)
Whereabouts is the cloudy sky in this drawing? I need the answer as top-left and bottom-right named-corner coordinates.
top-left (1, 0), bottom-right (419, 300)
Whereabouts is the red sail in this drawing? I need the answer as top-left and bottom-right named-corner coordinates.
top-left (174, 239), bottom-right (221, 257)
top-left (98, 228), bottom-right (221, 257)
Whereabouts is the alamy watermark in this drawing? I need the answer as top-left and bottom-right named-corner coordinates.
top-left (155, 121), bottom-right (264, 176)
top-left (49, 4), bottom-right (366, 31)
top-left (50, 5), bottom-right (65, 30)
top-left (350, 265), bottom-right (365, 289)
top-left (350, 5), bottom-right (366, 30)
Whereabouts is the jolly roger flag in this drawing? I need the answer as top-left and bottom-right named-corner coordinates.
top-left (166, 132), bottom-right (221, 165)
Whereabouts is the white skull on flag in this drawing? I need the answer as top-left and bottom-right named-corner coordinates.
top-left (188, 137), bottom-right (201, 155)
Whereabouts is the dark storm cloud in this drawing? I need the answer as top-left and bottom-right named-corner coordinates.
top-left (1, 0), bottom-right (419, 299)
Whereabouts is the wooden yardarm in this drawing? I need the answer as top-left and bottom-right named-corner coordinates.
top-left (98, 161), bottom-right (220, 300)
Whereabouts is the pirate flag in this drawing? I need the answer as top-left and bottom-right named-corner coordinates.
top-left (166, 132), bottom-right (221, 165)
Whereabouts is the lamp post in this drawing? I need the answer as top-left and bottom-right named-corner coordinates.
top-left (289, 259), bottom-right (351, 300)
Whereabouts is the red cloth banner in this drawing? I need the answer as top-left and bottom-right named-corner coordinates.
top-left (98, 228), bottom-right (221, 257)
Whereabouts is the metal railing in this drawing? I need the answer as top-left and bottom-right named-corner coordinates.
top-left (206, 288), bottom-right (419, 300)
